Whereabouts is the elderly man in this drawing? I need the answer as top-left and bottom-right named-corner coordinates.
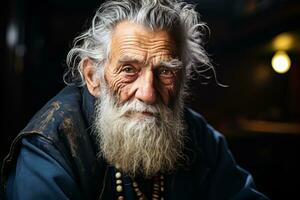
top-left (1, 0), bottom-right (268, 199)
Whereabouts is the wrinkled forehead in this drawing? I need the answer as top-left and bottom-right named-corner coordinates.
top-left (109, 20), bottom-right (179, 63)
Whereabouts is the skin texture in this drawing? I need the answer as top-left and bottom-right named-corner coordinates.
top-left (84, 20), bottom-right (182, 117)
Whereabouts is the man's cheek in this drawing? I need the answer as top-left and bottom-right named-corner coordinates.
top-left (109, 80), bottom-right (133, 104)
top-left (107, 77), bottom-right (123, 94)
top-left (155, 85), bottom-right (171, 106)
top-left (163, 82), bottom-right (182, 107)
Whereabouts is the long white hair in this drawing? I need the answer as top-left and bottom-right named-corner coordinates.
top-left (64, 0), bottom-right (213, 86)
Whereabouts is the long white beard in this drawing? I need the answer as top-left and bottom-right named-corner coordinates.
top-left (93, 86), bottom-right (186, 178)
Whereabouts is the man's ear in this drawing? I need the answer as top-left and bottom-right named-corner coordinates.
top-left (82, 59), bottom-right (101, 97)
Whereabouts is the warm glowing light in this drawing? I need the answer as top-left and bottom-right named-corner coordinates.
top-left (272, 33), bottom-right (294, 51)
top-left (271, 51), bottom-right (291, 74)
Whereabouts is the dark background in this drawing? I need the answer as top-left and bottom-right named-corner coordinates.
top-left (1, 0), bottom-right (300, 199)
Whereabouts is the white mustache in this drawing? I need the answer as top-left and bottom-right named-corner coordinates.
top-left (118, 99), bottom-right (160, 117)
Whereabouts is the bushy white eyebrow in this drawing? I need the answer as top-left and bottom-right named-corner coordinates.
top-left (160, 59), bottom-right (183, 69)
top-left (118, 56), bottom-right (182, 70)
top-left (118, 55), bottom-right (144, 64)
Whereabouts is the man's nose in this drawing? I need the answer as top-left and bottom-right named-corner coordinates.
top-left (135, 71), bottom-right (157, 105)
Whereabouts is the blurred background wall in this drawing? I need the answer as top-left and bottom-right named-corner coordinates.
top-left (1, 0), bottom-right (299, 199)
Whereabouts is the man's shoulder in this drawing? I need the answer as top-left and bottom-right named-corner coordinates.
top-left (35, 85), bottom-right (82, 117)
top-left (21, 86), bottom-right (83, 136)
top-left (1, 86), bottom-right (104, 199)
top-left (185, 107), bottom-right (222, 139)
top-left (184, 108), bottom-right (226, 163)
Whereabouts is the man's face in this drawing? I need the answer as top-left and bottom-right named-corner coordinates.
top-left (104, 21), bottom-right (182, 113)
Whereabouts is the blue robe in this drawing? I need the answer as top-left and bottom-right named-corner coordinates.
top-left (1, 86), bottom-right (269, 200)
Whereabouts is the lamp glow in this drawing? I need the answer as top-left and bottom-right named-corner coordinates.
top-left (271, 51), bottom-right (291, 74)
top-left (272, 33), bottom-right (294, 51)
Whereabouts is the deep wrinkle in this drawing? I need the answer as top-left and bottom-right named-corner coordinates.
top-left (104, 20), bottom-right (182, 107)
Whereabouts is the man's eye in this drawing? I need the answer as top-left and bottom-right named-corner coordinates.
top-left (158, 68), bottom-right (174, 77)
top-left (121, 65), bottom-right (136, 74)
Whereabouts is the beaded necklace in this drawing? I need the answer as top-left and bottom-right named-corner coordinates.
top-left (114, 167), bottom-right (165, 200)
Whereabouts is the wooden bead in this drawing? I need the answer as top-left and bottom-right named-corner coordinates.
top-left (153, 194), bottom-right (159, 198)
top-left (133, 181), bottom-right (139, 187)
top-left (115, 172), bottom-right (122, 179)
top-left (117, 196), bottom-right (124, 200)
top-left (137, 191), bottom-right (142, 196)
top-left (116, 185), bottom-right (123, 192)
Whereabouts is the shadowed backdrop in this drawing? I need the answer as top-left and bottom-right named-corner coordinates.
top-left (1, 0), bottom-right (299, 199)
